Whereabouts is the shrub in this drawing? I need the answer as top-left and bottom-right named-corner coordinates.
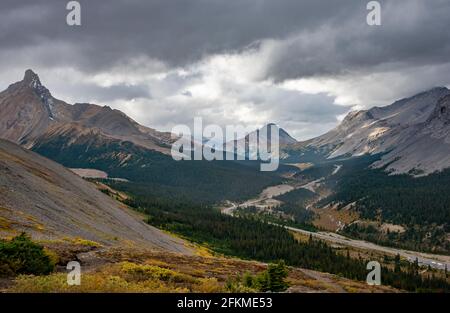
top-left (226, 261), bottom-right (290, 293)
top-left (265, 260), bottom-right (289, 292)
top-left (193, 278), bottom-right (223, 293)
top-left (0, 233), bottom-right (55, 277)
top-left (120, 262), bottom-right (195, 283)
top-left (225, 275), bottom-right (257, 293)
top-left (10, 273), bottom-right (191, 293)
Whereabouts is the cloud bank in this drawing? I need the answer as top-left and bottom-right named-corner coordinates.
top-left (1, 0), bottom-right (450, 140)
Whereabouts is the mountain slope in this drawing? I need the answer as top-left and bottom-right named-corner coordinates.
top-left (285, 87), bottom-right (450, 175)
top-left (0, 139), bottom-right (192, 254)
top-left (0, 70), bottom-right (173, 153)
top-left (372, 93), bottom-right (450, 174)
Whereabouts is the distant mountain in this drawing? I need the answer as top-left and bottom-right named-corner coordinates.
top-left (223, 123), bottom-right (297, 158)
top-left (285, 87), bottom-right (450, 175)
top-left (0, 69), bottom-right (173, 153)
top-left (0, 138), bottom-right (191, 253)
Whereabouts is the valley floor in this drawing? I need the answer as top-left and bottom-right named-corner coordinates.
top-left (221, 183), bottom-right (450, 271)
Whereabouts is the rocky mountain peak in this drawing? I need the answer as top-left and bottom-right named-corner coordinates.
top-left (296, 86), bottom-right (450, 175)
top-left (23, 69), bottom-right (42, 88)
top-left (21, 70), bottom-right (55, 118)
top-left (256, 123), bottom-right (297, 143)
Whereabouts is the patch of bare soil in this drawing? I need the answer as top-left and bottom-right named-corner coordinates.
top-left (312, 202), bottom-right (359, 232)
top-left (70, 168), bottom-right (108, 179)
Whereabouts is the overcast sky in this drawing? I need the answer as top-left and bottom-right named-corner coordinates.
top-left (1, 0), bottom-right (450, 140)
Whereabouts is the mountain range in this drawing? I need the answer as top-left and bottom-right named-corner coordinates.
top-left (0, 70), bottom-right (173, 153)
top-left (284, 87), bottom-right (450, 175)
top-left (4, 70), bottom-right (450, 177)
top-left (0, 70), bottom-right (282, 204)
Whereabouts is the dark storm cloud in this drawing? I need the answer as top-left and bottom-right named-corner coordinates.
top-left (0, 0), bottom-right (360, 73)
top-left (54, 82), bottom-right (152, 103)
top-left (1, 0), bottom-right (450, 140)
top-left (264, 0), bottom-right (450, 81)
top-left (1, 0), bottom-right (449, 80)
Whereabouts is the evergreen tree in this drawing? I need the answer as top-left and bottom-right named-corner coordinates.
top-left (394, 254), bottom-right (401, 273)
top-left (267, 260), bottom-right (289, 292)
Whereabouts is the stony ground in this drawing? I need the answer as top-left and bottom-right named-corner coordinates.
top-left (0, 139), bottom-right (192, 254)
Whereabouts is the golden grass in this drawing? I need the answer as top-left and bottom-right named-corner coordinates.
top-left (10, 273), bottom-right (189, 293)
top-left (297, 279), bottom-right (330, 291)
top-left (194, 244), bottom-right (215, 258)
top-left (312, 203), bottom-right (359, 231)
top-left (43, 248), bottom-right (60, 267)
top-left (0, 216), bottom-right (12, 230)
top-left (9, 261), bottom-right (223, 293)
top-left (286, 163), bottom-right (314, 170)
top-left (0, 206), bottom-right (47, 235)
top-left (6, 246), bottom-right (399, 293)
top-left (291, 231), bottom-right (311, 243)
top-left (63, 237), bottom-right (101, 247)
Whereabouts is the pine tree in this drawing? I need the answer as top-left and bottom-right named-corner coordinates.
top-left (394, 254), bottom-right (401, 273)
top-left (255, 270), bottom-right (270, 292)
top-left (267, 260), bottom-right (289, 292)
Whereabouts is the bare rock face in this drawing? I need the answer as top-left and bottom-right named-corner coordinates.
top-left (435, 94), bottom-right (450, 122)
top-left (0, 71), bottom-right (52, 145)
top-left (0, 138), bottom-right (192, 254)
top-left (0, 70), bottom-right (173, 153)
top-left (285, 87), bottom-right (450, 175)
top-left (23, 69), bottom-right (54, 118)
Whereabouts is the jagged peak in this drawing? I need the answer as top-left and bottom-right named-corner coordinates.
top-left (21, 69), bottom-right (51, 96)
top-left (19, 69), bottom-right (55, 118)
top-left (23, 69), bottom-right (42, 88)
